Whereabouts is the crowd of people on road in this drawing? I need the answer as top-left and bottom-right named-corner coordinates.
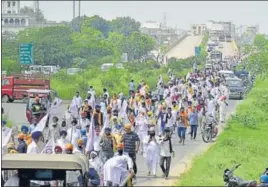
top-left (2, 55), bottom-right (237, 186)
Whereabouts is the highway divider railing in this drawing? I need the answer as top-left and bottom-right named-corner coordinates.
top-left (165, 32), bottom-right (188, 54)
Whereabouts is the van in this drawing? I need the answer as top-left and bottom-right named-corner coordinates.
top-left (67, 68), bottom-right (81, 75)
top-left (101, 63), bottom-right (124, 72)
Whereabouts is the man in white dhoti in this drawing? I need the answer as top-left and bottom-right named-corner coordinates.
top-left (103, 143), bottom-right (134, 187)
top-left (143, 127), bottom-right (159, 177)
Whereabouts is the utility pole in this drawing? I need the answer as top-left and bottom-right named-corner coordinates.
top-left (73, 0), bottom-right (76, 20)
top-left (78, 0), bottom-right (81, 18)
top-left (78, 0), bottom-right (81, 33)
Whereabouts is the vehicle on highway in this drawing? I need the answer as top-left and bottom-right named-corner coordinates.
top-left (219, 35), bottom-right (225, 42)
top-left (2, 153), bottom-right (89, 187)
top-left (101, 63), bottom-right (124, 72)
top-left (226, 77), bottom-right (245, 100)
top-left (223, 164), bottom-right (257, 187)
top-left (42, 65), bottom-right (59, 74)
top-left (219, 43), bottom-right (224, 49)
top-left (26, 89), bottom-right (57, 124)
top-left (210, 51), bottom-right (223, 63)
top-left (1, 74), bottom-right (50, 103)
top-left (226, 35), bottom-right (232, 42)
top-left (205, 63), bottom-right (212, 70)
top-left (218, 70), bottom-right (236, 78)
top-left (67, 68), bottom-right (82, 75)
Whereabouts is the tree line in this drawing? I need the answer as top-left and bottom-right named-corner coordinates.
top-left (2, 13), bottom-right (155, 73)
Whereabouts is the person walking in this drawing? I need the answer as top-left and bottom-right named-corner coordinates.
top-left (121, 124), bottom-right (140, 183)
top-left (158, 127), bottom-right (174, 180)
top-left (176, 107), bottom-right (188, 145)
top-left (189, 107), bottom-right (199, 140)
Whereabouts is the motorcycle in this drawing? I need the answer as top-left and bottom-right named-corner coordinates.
top-left (201, 115), bottom-right (218, 143)
top-left (260, 167), bottom-right (268, 187)
top-left (223, 164), bottom-right (257, 187)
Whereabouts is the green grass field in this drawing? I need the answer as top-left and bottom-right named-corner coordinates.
top-left (177, 78), bottom-right (268, 186)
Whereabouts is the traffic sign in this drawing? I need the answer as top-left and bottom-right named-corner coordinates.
top-left (19, 43), bottom-right (33, 65)
top-left (195, 46), bottom-right (201, 56)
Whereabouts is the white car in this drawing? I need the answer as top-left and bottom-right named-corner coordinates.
top-left (67, 68), bottom-right (81, 75)
top-left (101, 63), bottom-right (124, 72)
top-left (218, 70), bottom-right (235, 78)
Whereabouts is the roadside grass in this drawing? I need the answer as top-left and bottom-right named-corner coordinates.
top-left (177, 78), bottom-right (268, 186)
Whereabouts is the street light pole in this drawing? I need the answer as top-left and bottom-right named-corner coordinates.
top-left (73, 0), bottom-right (76, 20)
top-left (78, 0), bottom-right (81, 18)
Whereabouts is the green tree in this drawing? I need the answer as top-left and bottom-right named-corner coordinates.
top-left (128, 32), bottom-right (155, 60)
top-left (83, 15), bottom-right (111, 37)
top-left (111, 17), bottom-right (141, 36)
top-left (71, 27), bottom-right (114, 62)
top-left (2, 57), bottom-right (21, 73)
top-left (17, 26), bottom-right (74, 67)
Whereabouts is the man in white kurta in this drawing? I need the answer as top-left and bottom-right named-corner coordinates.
top-left (217, 95), bottom-right (228, 123)
top-left (89, 151), bottom-right (104, 185)
top-left (207, 97), bottom-right (216, 120)
top-left (135, 113), bottom-right (148, 154)
top-left (27, 131), bottom-right (43, 154)
top-left (56, 130), bottom-right (70, 153)
top-left (103, 144), bottom-right (133, 186)
top-left (143, 127), bottom-right (159, 176)
top-left (67, 125), bottom-right (81, 148)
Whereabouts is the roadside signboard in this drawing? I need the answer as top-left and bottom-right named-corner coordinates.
top-left (195, 46), bottom-right (201, 56)
top-left (19, 43), bottom-right (33, 65)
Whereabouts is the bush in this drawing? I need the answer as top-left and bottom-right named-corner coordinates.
top-left (51, 65), bottom-right (170, 99)
top-left (51, 55), bottom-right (206, 99)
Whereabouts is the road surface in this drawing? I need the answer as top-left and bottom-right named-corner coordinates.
top-left (219, 41), bottom-right (237, 58)
top-left (2, 39), bottom-right (239, 186)
top-left (166, 35), bottom-right (203, 59)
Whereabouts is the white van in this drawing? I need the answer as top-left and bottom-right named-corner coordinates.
top-left (218, 70), bottom-right (235, 78)
top-left (101, 63), bottom-right (124, 72)
top-left (67, 68), bottom-right (81, 75)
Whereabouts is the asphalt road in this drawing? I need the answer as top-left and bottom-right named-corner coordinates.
top-left (166, 35), bottom-right (203, 59)
top-left (2, 40), bottom-right (239, 186)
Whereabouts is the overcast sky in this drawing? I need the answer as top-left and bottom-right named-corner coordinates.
top-left (20, 1), bottom-right (268, 34)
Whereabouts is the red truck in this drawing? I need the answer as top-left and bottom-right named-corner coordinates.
top-left (1, 74), bottom-right (50, 103)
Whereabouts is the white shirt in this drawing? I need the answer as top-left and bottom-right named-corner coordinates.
top-left (79, 118), bottom-right (90, 130)
top-left (27, 141), bottom-right (40, 154)
top-left (73, 96), bottom-right (82, 108)
top-left (158, 138), bottom-right (172, 157)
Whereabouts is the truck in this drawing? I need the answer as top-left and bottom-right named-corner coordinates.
top-left (1, 74), bottom-right (50, 103)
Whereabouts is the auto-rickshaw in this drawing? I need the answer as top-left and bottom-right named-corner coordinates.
top-left (25, 89), bottom-right (57, 124)
top-left (2, 153), bottom-right (89, 187)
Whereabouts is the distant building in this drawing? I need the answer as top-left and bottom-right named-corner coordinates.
top-left (190, 24), bottom-right (207, 35)
top-left (1, 0), bottom-right (62, 33)
top-left (140, 21), bottom-right (178, 46)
